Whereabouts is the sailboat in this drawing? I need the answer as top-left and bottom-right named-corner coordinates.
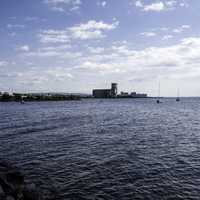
top-left (156, 82), bottom-right (161, 103)
top-left (176, 89), bottom-right (180, 102)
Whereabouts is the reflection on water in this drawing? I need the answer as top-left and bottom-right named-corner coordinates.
top-left (1, 98), bottom-right (200, 199)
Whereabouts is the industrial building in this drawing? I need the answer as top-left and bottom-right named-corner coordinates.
top-left (93, 83), bottom-right (147, 98)
top-left (93, 83), bottom-right (118, 98)
top-left (118, 92), bottom-right (147, 98)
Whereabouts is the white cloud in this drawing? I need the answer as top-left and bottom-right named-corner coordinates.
top-left (102, 1), bottom-right (107, 7)
top-left (140, 32), bottom-right (157, 37)
top-left (25, 17), bottom-right (38, 21)
top-left (88, 47), bottom-right (105, 54)
top-left (97, 1), bottom-right (107, 7)
top-left (173, 24), bottom-right (190, 33)
top-left (39, 20), bottom-right (119, 43)
top-left (12, 36), bottom-right (200, 95)
top-left (18, 45), bottom-right (30, 52)
top-left (70, 20), bottom-right (118, 31)
top-left (0, 61), bottom-right (8, 67)
top-left (179, 1), bottom-right (189, 7)
top-left (51, 6), bottom-right (65, 12)
top-left (70, 5), bottom-right (80, 11)
top-left (134, 0), bottom-right (189, 12)
top-left (77, 61), bottom-right (107, 70)
top-left (182, 25), bottom-right (190, 29)
top-left (69, 20), bottom-right (119, 40)
top-left (68, 37), bottom-right (200, 84)
top-left (23, 45), bottom-right (81, 59)
top-left (44, 0), bottom-right (82, 12)
top-left (135, 0), bottom-right (143, 7)
top-left (166, 0), bottom-right (176, 6)
top-left (143, 2), bottom-right (165, 12)
top-left (41, 44), bottom-right (71, 51)
top-left (71, 29), bottom-right (104, 40)
top-left (160, 27), bottom-right (169, 31)
top-left (7, 24), bottom-right (25, 29)
top-left (39, 30), bottom-right (70, 43)
top-left (44, 0), bottom-right (81, 4)
top-left (25, 50), bottom-right (81, 59)
top-left (12, 67), bottom-right (74, 88)
top-left (162, 35), bottom-right (173, 40)
top-left (141, 24), bottom-right (191, 40)
top-left (46, 68), bottom-right (74, 80)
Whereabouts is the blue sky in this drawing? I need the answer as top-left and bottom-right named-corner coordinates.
top-left (1, 0), bottom-right (200, 96)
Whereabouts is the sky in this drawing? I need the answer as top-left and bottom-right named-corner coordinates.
top-left (1, 0), bottom-right (200, 96)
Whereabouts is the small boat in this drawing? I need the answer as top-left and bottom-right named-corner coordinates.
top-left (176, 89), bottom-right (180, 102)
top-left (156, 82), bottom-right (162, 103)
top-left (156, 99), bottom-right (160, 104)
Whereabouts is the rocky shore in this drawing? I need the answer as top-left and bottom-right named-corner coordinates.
top-left (0, 161), bottom-right (59, 200)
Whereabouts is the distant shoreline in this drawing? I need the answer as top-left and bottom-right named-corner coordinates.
top-left (0, 92), bottom-right (82, 102)
top-left (0, 97), bottom-right (160, 102)
top-left (0, 94), bottom-right (198, 102)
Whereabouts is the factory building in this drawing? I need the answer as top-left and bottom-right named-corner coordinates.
top-left (93, 83), bottom-right (147, 98)
top-left (118, 91), bottom-right (147, 98)
top-left (93, 83), bottom-right (118, 98)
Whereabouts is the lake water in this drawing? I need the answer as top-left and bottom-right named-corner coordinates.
top-left (1, 98), bottom-right (200, 199)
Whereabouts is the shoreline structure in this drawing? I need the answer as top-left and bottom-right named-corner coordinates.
top-left (0, 83), bottom-right (148, 102)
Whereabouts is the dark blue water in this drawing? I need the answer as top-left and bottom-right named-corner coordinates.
top-left (1, 98), bottom-right (200, 199)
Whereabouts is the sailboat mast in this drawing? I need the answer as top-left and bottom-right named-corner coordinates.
top-left (176, 88), bottom-right (180, 102)
top-left (158, 82), bottom-right (160, 98)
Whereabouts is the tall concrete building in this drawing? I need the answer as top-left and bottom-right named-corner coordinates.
top-left (111, 83), bottom-right (118, 97)
top-left (93, 83), bottom-right (118, 98)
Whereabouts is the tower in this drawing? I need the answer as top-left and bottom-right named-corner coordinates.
top-left (111, 83), bottom-right (118, 97)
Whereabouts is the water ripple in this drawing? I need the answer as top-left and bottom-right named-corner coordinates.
top-left (1, 99), bottom-right (200, 199)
